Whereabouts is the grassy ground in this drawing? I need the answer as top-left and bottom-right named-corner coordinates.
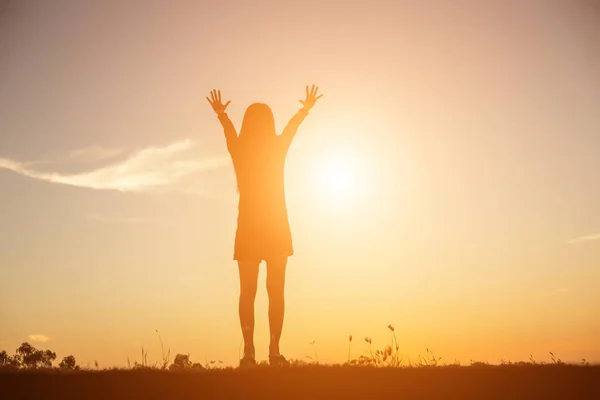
top-left (2, 364), bottom-right (599, 399)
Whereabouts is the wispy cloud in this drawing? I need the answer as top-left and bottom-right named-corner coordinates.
top-left (0, 140), bottom-right (229, 193)
top-left (567, 233), bottom-right (600, 244)
top-left (28, 334), bottom-right (50, 343)
top-left (67, 146), bottom-right (124, 162)
top-left (20, 146), bottom-right (124, 168)
top-left (87, 213), bottom-right (171, 224)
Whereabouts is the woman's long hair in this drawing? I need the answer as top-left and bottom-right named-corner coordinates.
top-left (235, 103), bottom-right (277, 191)
top-left (239, 103), bottom-right (276, 142)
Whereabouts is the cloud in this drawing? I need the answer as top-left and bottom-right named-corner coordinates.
top-left (567, 233), bottom-right (600, 244)
top-left (18, 146), bottom-right (124, 168)
top-left (67, 146), bottom-right (124, 162)
top-left (87, 213), bottom-right (171, 224)
top-left (0, 140), bottom-right (229, 193)
top-left (28, 334), bottom-right (50, 343)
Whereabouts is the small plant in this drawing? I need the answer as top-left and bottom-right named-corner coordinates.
top-left (347, 335), bottom-right (352, 363)
top-left (204, 358), bottom-right (224, 370)
top-left (132, 347), bottom-right (149, 369)
top-left (346, 326), bottom-right (403, 367)
top-left (469, 360), bottom-right (490, 367)
top-left (448, 359), bottom-right (461, 367)
top-left (549, 352), bottom-right (564, 365)
top-left (387, 325), bottom-right (401, 367)
top-left (529, 354), bottom-right (537, 365)
top-left (289, 358), bottom-right (311, 367)
top-left (156, 330), bottom-right (171, 370)
top-left (417, 349), bottom-right (441, 367)
top-left (307, 340), bottom-right (318, 364)
top-left (364, 337), bottom-right (373, 361)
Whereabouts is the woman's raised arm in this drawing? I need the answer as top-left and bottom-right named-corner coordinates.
top-left (281, 85), bottom-right (323, 151)
top-left (207, 89), bottom-right (237, 155)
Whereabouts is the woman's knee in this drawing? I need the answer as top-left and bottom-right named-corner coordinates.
top-left (238, 260), bottom-right (259, 299)
top-left (266, 279), bottom-right (284, 298)
top-left (265, 257), bottom-right (287, 297)
top-left (240, 283), bottom-right (258, 300)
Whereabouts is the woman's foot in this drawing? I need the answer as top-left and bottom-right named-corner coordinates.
top-left (268, 354), bottom-right (289, 367)
top-left (239, 356), bottom-right (256, 368)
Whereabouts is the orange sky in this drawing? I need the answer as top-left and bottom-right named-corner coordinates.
top-left (0, 0), bottom-right (599, 367)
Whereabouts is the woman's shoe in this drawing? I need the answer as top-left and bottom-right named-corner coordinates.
top-left (239, 356), bottom-right (257, 368)
top-left (268, 354), bottom-right (290, 367)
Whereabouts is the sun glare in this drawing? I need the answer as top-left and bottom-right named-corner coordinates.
top-left (311, 152), bottom-right (362, 208)
top-left (321, 159), bottom-right (355, 194)
top-left (295, 129), bottom-right (378, 214)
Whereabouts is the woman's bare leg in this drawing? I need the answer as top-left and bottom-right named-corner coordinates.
top-left (238, 260), bottom-right (260, 359)
top-left (266, 257), bottom-right (288, 357)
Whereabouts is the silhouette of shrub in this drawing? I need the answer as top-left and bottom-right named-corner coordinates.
top-left (16, 342), bottom-right (56, 369)
top-left (59, 355), bottom-right (79, 370)
top-left (169, 354), bottom-right (193, 370)
top-left (0, 350), bottom-right (20, 369)
top-left (0, 350), bottom-right (10, 366)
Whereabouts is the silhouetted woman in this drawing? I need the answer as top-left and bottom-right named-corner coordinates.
top-left (207, 85), bottom-right (323, 367)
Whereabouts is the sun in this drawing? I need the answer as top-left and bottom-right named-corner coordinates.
top-left (313, 153), bottom-right (359, 204)
top-left (321, 159), bottom-right (355, 194)
top-left (295, 138), bottom-right (374, 214)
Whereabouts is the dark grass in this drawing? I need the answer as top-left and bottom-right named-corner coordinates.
top-left (2, 364), bottom-right (600, 399)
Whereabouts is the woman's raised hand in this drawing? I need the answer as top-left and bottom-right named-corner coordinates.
top-left (207, 89), bottom-right (231, 115)
top-left (299, 85), bottom-right (323, 111)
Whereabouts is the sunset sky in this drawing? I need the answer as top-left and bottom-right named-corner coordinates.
top-left (1, 0), bottom-right (599, 367)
